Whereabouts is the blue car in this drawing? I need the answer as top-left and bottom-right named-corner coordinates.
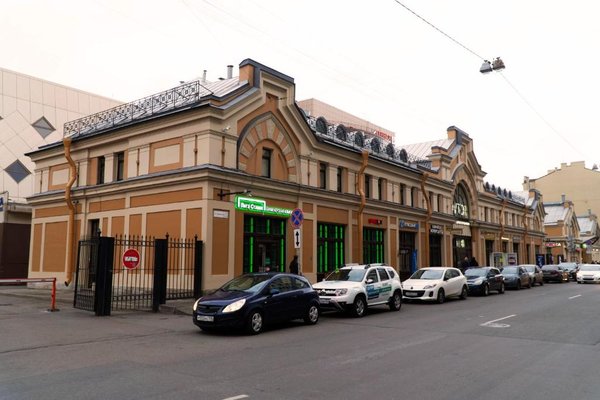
top-left (464, 267), bottom-right (505, 295)
top-left (193, 272), bottom-right (320, 334)
top-left (501, 266), bottom-right (532, 289)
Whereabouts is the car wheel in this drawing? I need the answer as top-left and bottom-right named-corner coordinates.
top-left (516, 281), bottom-right (521, 290)
top-left (527, 279), bottom-right (532, 289)
top-left (436, 288), bottom-right (445, 304)
top-left (352, 295), bottom-right (367, 318)
top-left (245, 310), bottom-right (263, 335)
top-left (498, 283), bottom-right (505, 294)
top-left (460, 286), bottom-right (468, 300)
top-left (539, 280), bottom-right (544, 286)
top-left (483, 283), bottom-right (489, 296)
top-left (389, 291), bottom-right (402, 311)
top-left (304, 304), bottom-right (319, 325)
top-left (577, 281), bottom-right (582, 284)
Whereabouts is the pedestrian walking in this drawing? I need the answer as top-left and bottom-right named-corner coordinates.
top-left (470, 257), bottom-right (479, 267)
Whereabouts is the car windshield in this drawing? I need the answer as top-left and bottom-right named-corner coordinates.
top-left (579, 265), bottom-right (600, 272)
top-left (464, 269), bottom-right (487, 277)
top-left (523, 266), bottom-right (536, 272)
top-left (502, 266), bottom-right (519, 274)
top-left (221, 275), bottom-right (272, 293)
top-left (324, 269), bottom-right (366, 282)
top-left (542, 265), bottom-right (558, 271)
top-left (410, 269), bottom-right (444, 280)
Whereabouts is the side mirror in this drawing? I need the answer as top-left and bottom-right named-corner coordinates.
top-left (366, 279), bottom-right (374, 284)
top-left (269, 288), bottom-right (280, 295)
top-left (444, 276), bottom-right (449, 281)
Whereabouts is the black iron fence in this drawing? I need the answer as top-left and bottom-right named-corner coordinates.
top-left (74, 234), bottom-right (203, 316)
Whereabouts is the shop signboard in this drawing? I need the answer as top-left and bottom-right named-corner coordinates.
top-left (399, 220), bottom-right (418, 230)
top-left (430, 224), bottom-right (443, 235)
top-left (234, 196), bottom-right (293, 217)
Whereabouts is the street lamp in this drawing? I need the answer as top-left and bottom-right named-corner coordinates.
top-left (480, 57), bottom-right (506, 74)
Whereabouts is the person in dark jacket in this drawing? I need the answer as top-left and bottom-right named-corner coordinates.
top-left (459, 257), bottom-right (470, 272)
top-left (289, 255), bottom-right (299, 275)
top-left (470, 257), bottom-right (479, 267)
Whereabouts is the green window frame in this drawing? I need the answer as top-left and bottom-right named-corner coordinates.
top-left (242, 215), bottom-right (286, 273)
top-left (363, 228), bottom-right (384, 264)
top-left (317, 223), bottom-right (345, 273)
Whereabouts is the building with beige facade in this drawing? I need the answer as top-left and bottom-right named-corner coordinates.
top-left (525, 161), bottom-right (600, 216)
top-left (25, 59), bottom-right (546, 291)
top-left (525, 161), bottom-right (600, 264)
top-left (0, 67), bottom-right (120, 278)
top-left (543, 198), bottom-right (581, 263)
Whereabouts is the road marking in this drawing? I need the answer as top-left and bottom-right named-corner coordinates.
top-left (480, 314), bottom-right (516, 328)
top-left (569, 294), bottom-right (582, 300)
top-left (222, 395), bottom-right (249, 400)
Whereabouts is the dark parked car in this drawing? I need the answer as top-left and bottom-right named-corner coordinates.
top-left (542, 265), bottom-right (570, 283)
top-left (558, 262), bottom-right (579, 281)
top-left (501, 266), bottom-right (532, 289)
top-left (192, 272), bottom-right (320, 334)
top-left (464, 267), bottom-right (505, 295)
top-left (521, 264), bottom-right (544, 286)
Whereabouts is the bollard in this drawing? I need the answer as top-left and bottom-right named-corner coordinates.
top-left (48, 278), bottom-right (60, 312)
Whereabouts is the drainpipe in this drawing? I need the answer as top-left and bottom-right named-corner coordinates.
top-left (522, 206), bottom-right (529, 262)
top-left (420, 173), bottom-right (431, 266)
top-left (63, 138), bottom-right (77, 286)
top-left (499, 198), bottom-right (507, 251)
top-left (357, 151), bottom-right (369, 263)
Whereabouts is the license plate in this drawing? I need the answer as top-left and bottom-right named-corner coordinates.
top-left (404, 292), bottom-right (418, 297)
top-left (319, 298), bottom-right (330, 304)
top-left (196, 315), bottom-right (214, 322)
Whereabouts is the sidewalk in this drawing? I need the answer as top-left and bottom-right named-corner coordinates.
top-left (0, 285), bottom-right (195, 315)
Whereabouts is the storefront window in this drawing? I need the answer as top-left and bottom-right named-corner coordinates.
top-left (429, 234), bottom-right (442, 266)
top-left (243, 215), bottom-right (285, 273)
top-left (317, 223), bottom-right (345, 274)
top-left (364, 228), bottom-right (384, 264)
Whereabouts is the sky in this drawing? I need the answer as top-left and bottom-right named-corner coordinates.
top-left (3, 0), bottom-right (600, 192)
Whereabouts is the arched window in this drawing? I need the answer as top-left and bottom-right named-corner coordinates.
top-left (453, 185), bottom-right (470, 220)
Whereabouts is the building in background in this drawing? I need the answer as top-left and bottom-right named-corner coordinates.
top-left (0, 68), bottom-right (120, 279)
top-left (525, 161), bottom-right (600, 216)
top-left (543, 196), bottom-right (581, 264)
top-left (577, 211), bottom-right (600, 263)
top-left (25, 59), bottom-right (546, 290)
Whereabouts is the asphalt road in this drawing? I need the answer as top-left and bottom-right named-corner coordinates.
top-left (1, 282), bottom-right (599, 400)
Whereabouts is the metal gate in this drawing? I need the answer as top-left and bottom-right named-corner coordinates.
top-left (74, 235), bottom-right (203, 315)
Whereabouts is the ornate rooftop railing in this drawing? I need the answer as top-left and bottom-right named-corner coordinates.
top-left (64, 80), bottom-right (214, 137)
top-left (306, 115), bottom-right (431, 169)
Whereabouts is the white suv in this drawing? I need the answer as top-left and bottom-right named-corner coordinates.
top-left (312, 264), bottom-right (403, 317)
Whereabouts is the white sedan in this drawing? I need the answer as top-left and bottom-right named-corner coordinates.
top-left (576, 264), bottom-right (600, 283)
top-left (402, 267), bottom-right (468, 304)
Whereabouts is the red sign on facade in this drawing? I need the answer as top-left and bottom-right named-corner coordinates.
top-left (122, 249), bottom-right (140, 270)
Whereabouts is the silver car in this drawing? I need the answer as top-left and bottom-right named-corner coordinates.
top-left (520, 264), bottom-right (544, 286)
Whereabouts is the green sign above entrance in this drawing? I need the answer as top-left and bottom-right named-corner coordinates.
top-left (234, 196), bottom-right (293, 217)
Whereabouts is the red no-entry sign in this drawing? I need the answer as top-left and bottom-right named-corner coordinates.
top-left (122, 248), bottom-right (140, 270)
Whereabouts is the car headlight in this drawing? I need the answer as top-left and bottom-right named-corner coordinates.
top-left (474, 279), bottom-right (483, 285)
top-left (334, 288), bottom-right (348, 296)
top-left (193, 299), bottom-right (201, 311)
top-left (222, 298), bottom-right (246, 313)
top-left (423, 284), bottom-right (437, 289)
